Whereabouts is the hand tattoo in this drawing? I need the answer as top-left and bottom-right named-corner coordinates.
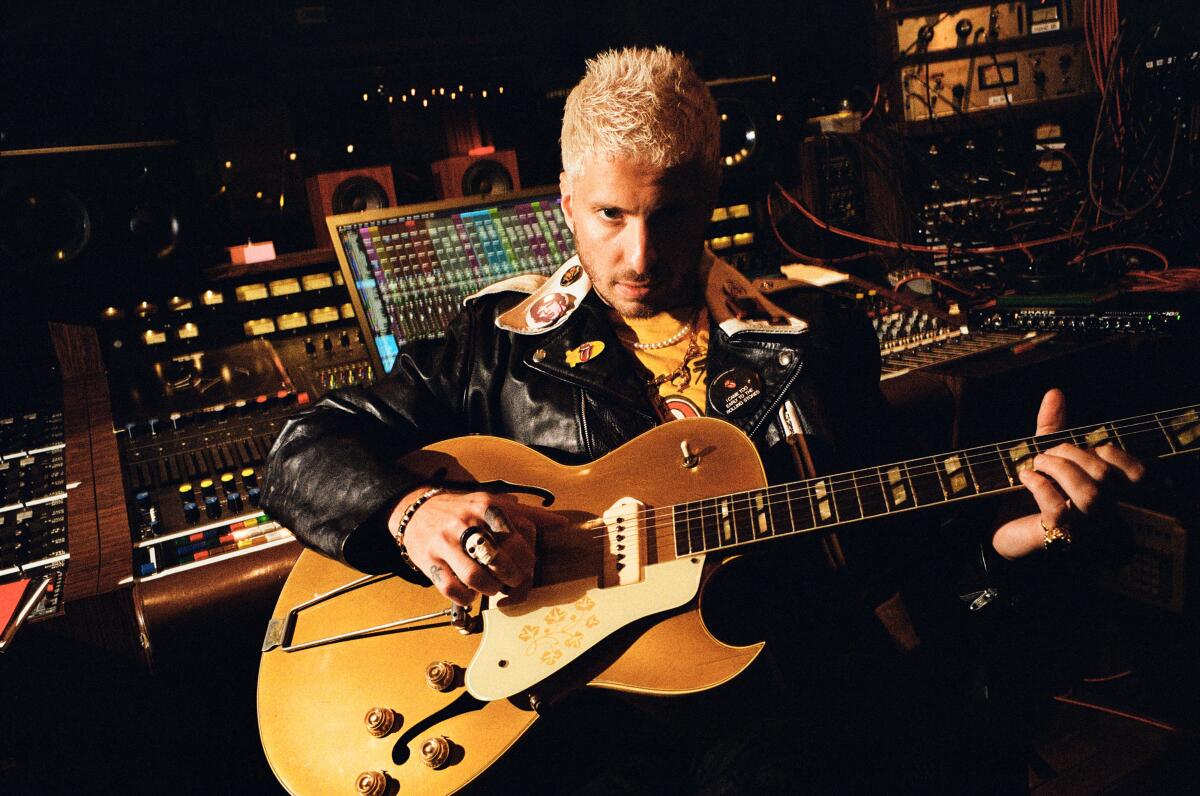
top-left (429, 564), bottom-right (443, 584)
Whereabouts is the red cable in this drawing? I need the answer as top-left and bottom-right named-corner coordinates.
top-left (1069, 243), bottom-right (1170, 270)
top-left (766, 195), bottom-right (875, 266)
top-left (860, 84), bottom-right (882, 123)
top-left (1054, 693), bottom-right (1178, 733)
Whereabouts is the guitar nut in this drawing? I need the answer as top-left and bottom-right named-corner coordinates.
top-left (364, 707), bottom-right (397, 737)
top-left (420, 735), bottom-right (452, 769)
top-left (425, 660), bottom-right (457, 692)
top-left (355, 770), bottom-right (389, 795)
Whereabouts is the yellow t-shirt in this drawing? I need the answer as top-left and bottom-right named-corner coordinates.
top-left (608, 308), bottom-right (709, 421)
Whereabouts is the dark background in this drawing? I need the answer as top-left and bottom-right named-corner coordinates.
top-left (0, 0), bottom-right (874, 280)
top-left (3, 3), bottom-right (1199, 793)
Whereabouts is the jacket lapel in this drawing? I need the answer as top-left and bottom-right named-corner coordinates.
top-left (523, 296), bottom-right (656, 415)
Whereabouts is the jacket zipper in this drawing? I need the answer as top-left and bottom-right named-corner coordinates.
top-left (577, 388), bottom-right (594, 458)
top-left (747, 359), bottom-right (805, 440)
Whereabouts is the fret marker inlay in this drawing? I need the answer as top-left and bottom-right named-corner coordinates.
top-left (1176, 410), bottom-right (1199, 447)
top-left (943, 455), bottom-right (968, 494)
top-left (1084, 427), bottom-right (1110, 447)
top-left (814, 480), bottom-right (832, 521)
top-left (720, 499), bottom-right (733, 542)
top-left (886, 466), bottom-right (907, 505)
top-left (754, 493), bottom-right (770, 536)
top-left (1008, 442), bottom-right (1035, 472)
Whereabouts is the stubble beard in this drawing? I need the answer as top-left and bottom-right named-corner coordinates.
top-left (578, 258), bottom-right (704, 320)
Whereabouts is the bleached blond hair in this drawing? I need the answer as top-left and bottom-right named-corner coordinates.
top-left (561, 46), bottom-right (719, 182)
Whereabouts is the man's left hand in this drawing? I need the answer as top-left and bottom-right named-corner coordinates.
top-left (993, 388), bottom-right (1147, 559)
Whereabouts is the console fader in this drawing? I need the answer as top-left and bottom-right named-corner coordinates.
top-left (112, 320), bottom-right (373, 581)
top-left (0, 407), bottom-right (69, 620)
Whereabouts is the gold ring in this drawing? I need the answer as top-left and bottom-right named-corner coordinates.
top-left (1041, 518), bottom-right (1072, 551)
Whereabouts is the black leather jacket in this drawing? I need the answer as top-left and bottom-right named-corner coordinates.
top-left (262, 263), bottom-right (902, 580)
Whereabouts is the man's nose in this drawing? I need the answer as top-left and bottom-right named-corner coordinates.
top-left (625, 219), bottom-right (656, 273)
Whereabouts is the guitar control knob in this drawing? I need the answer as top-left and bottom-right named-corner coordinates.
top-left (425, 660), bottom-right (457, 692)
top-left (355, 770), bottom-right (389, 796)
top-left (420, 735), bottom-right (451, 769)
top-left (364, 706), bottom-right (398, 737)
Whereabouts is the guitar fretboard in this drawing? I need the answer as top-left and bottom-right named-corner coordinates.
top-left (672, 405), bottom-right (1200, 556)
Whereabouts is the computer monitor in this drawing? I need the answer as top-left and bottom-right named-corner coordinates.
top-left (328, 186), bottom-right (574, 377)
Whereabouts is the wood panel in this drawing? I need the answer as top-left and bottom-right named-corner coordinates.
top-left (49, 324), bottom-right (132, 601)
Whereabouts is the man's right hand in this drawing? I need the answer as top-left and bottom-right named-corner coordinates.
top-left (388, 488), bottom-right (562, 605)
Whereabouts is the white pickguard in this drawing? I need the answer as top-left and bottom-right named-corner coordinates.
top-left (464, 555), bottom-right (705, 702)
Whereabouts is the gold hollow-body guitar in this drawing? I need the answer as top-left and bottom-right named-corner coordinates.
top-left (258, 406), bottom-right (1200, 795)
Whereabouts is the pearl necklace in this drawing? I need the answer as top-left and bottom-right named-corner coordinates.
top-left (632, 321), bottom-right (691, 351)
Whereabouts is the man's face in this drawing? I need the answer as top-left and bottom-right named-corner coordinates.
top-left (560, 156), bottom-right (715, 318)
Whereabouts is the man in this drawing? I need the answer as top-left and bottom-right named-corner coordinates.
top-left (264, 47), bottom-right (1143, 791)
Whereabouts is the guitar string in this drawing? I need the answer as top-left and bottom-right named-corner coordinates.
top-left (561, 409), bottom-right (1198, 546)
top-left (566, 411), bottom-right (1197, 540)
top-left (651, 410), bottom-right (1196, 524)
top-left (574, 410), bottom-right (1194, 534)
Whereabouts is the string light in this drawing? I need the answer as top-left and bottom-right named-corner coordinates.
top-left (288, 151), bottom-right (297, 161)
top-left (224, 160), bottom-right (232, 169)
top-left (362, 93), bottom-right (369, 102)
top-left (346, 144), bottom-right (355, 154)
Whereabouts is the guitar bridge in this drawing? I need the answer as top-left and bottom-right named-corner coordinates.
top-left (601, 497), bottom-right (646, 587)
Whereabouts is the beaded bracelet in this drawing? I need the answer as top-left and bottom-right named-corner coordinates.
top-left (392, 487), bottom-right (445, 576)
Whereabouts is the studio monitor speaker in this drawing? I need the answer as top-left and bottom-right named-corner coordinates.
top-left (305, 166), bottom-right (396, 247)
top-left (430, 150), bottom-right (520, 199)
top-left (0, 141), bottom-right (195, 319)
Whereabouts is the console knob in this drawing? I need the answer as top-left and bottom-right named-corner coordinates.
top-left (420, 735), bottom-right (451, 769)
top-left (304, 337), bottom-right (316, 356)
top-left (364, 707), bottom-right (397, 737)
top-left (355, 770), bottom-right (389, 796)
top-left (425, 660), bottom-right (457, 692)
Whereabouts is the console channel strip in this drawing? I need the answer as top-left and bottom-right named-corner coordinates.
top-left (0, 408), bottom-right (69, 619)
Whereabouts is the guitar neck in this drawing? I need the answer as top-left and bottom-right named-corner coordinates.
top-left (672, 404), bottom-right (1200, 556)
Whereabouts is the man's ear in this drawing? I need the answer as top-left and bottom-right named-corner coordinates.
top-left (559, 171), bottom-right (575, 234)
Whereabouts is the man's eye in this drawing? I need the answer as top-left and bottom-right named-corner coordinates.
top-left (599, 208), bottom-right (621, 220)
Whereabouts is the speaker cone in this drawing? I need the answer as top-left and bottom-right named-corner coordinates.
top-left (0, 181), bottom-right (92, 265)
top-left (331, 176), bottom-right (391, 214)
top-left (460, 159), bottom-right (515, 197)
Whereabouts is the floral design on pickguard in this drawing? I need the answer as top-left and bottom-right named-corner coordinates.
top-left (521, 595), bottom-right (600, 664)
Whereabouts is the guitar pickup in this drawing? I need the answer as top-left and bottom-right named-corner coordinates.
top-left (601, 497), bottom-right (645, 587)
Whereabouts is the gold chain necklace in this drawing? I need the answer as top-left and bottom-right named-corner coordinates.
top-left (645, 310), bottom-right (703, 392)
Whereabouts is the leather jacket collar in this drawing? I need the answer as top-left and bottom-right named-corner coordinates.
top-left (509, 254), bottom-right (810, 439)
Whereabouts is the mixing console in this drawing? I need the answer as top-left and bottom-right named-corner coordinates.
top-left (110, 313), bottom-right (375, 580)
top-left (0, 407), bottom-right (69, 619)
top-left (774, 264), bottom-right (1042, 379)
